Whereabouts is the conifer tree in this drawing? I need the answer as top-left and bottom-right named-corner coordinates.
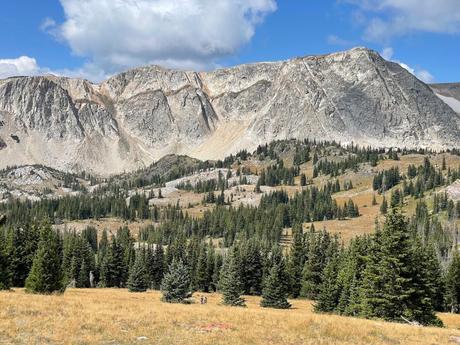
top-left (25, 224), bottom-right (64, 294)
top-left (152, 244), bottom-right (165, 289)
top-left (407, 240), bottom-right (444, 325)
top-left (127, 253), bottom-right (148, 292)
top-left (300, 173), bottom-right (307, 187)
top-left (359, 211), bottom-right (442, 326)
top-left (260, 260), bottom-right (291, 309)
top-left (77, 259), bottom-right (89, 288)
top-left (206, 244), bottom-right (216, 291)
top-left (241, 240), bottom-right (263, 295)
top-left (0, 232), bottom-right (11, 290)
top-left (211, 253), bottom-right (223, 292)
top-left (380, 196), bottom-right (388, 214)
top-left (7, 225), bottom-right (39, 287)
top-left (288, 224), bottom-right (304, 298)
top-left (195, 245), bottom-right (208, 292)
top-left (219, 248), bottom-right (245, 307)
top-left (161, 259), bottom-right (192, 303)
top-left (446, 253), bottom-right (460, 313)
top-left (314, 255), bottom-right (340, 312)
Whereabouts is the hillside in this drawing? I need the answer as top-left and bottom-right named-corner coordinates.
top-left (1, 47), bottom-right (459, 175)
top-left (3, 139), bottom-right (460, 342)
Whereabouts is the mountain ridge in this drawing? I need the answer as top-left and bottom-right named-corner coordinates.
top-left (0, 47), bottom-right (459, 176)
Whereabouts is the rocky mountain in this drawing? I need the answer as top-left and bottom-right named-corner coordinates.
top-left (0, 47), bottom-right (459, 176)
top-left (431, 83), bottom-right (460, 114)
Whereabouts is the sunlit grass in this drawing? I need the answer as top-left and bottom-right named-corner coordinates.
top-left (1, 289), bottom-right (460, 345)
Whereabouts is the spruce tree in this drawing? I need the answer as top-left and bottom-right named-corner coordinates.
top-left (0, 232), bottom-right (11, 290)
top-left (195, 246), bottom-right (208, 292)
top-left (314, 255), bottom-right (340, 313)
top-left (7, 225), bottom-right (39, 287)
top-left (359, 211), bottom-right (441, 326)
top-left (407, 240), bottom-right (444, 326)
top-left (380, 197), bottom-right (388, 215)
top-left (288, 224), bottom-right (304, 298)
top-left (219, 248), bottom-right (245, 307)
top-left (25, 224), bottom-right (64, 294)
top-left (260, 250), bottom-right (291, 309)
top-left (127, 253), bottom-right (148, 292)
top-left (241, 240), bottom-right (263, 295)
top-left (260, 261), bottom-right (291, 309)
top-left (77, 259), bottom-right (89, 288)
top-left (446, 253), bottom-right (460, 313)
top-left (161, 259), bottom-right (192, 303)
top-left (300, 173), bottom-right (307, 187)
top-left (152, 244), bottom-right (165, 289)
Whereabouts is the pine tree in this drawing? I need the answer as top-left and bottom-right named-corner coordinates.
top-left (127, 253), bottom-right (148, 292)
top-left (241, 240), bottom-right (263, 295)
top-left (161, 259), bottom-right (192, 303)
top-left (260, 261), bottom-right (291, 309)
top-left (211, 253), bottom-right (223, 292)
top-left (0, 232), bottom-right (11, 290)
top-left (194, 245), bottom-right (208, 292)
top-left (152, 244), bottom-right (165, 289)
top-left (300, 173), bottom-right (307, 187)
top-left (407, 240), bottom-right (444, 326)
top-left (25, 224), bottom-right (64, 294)
top-left (7, 225), bottom-right (39, 287)
top-left (314, 255), bottom-right (340, 313)
top-left (98, 237), bottom-right (126, 287)
top-left (219, 248), bottom-right (245, 307)
top-left (380, 196), bottom-right (388, 215)
top-left (446, 253), bottom-right (460, 313)
top-left (288, 224), bottom-right (304, 298)
top-left (359, 211), bottom-right (442, 326)
top-left (77, 259), bottom-right (89, 288)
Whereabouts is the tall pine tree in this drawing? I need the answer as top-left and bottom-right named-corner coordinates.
top-left (219, 248), bottom-right (245, 307)
top-left (161, 259), bottom-right (192, 303)
top-left (25, 224), bottom-right (64, 294)
top-left (127, 252), bottom-right (148, 292)
top-left (260, 260), bottom-right (291, 309)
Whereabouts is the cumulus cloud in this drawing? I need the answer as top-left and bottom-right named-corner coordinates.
top-left (380, 47), bottom-right (435, 83)
top-left (50, 0), bottom-right (276, 77)
top-left (0, 56), bottom-right (41, 79)
top-left (345, 0), bottom-right (460, 42)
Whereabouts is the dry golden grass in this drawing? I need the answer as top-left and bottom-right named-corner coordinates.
top-left (52, 218), bottom-right (155, 238)
top-left (305, 188), bottom-right (383, 243)
top-left (1, 289), bottom-right (460, 345)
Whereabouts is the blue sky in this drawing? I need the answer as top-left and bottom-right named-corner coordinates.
top-left (0, 0), bottom-right (459, 83)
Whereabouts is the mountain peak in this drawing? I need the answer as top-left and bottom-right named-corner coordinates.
top-left (0, 48), bottom-right (458, 175)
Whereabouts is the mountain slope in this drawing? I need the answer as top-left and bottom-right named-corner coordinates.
top-left (0, 47), bottom-right (459, 175)
top-left (431, 83), bottom-right (460, 113)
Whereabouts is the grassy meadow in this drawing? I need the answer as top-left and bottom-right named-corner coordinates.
top-left (2, 288), bottom-right (460, 345)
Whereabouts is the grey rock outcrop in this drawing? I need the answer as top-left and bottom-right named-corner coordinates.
top-left (0, 47), bottom-right (459, 175)
top-left (431, 83), bottom-right (460, 114)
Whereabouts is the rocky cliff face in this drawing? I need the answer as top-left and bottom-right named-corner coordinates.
top-left (0, 47), bottom-right (459, 175)
top-left (431, 83), bottom-right (460, 114)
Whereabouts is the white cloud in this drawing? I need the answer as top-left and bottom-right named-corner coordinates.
top-left (0, 56), bottom-right (40, 79)
top-left (381, 47), bottom-right (394, 60)
top-left (40, 17), bottom-right (57, 32)
top-left (380, 47), bottom-right (435, 83)
top-left (51, 0), bottom-right (276, 77)
top-left (345, 0), bottom-right (460, 42)
top-left (327, 35), bottom-right (355, 46)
